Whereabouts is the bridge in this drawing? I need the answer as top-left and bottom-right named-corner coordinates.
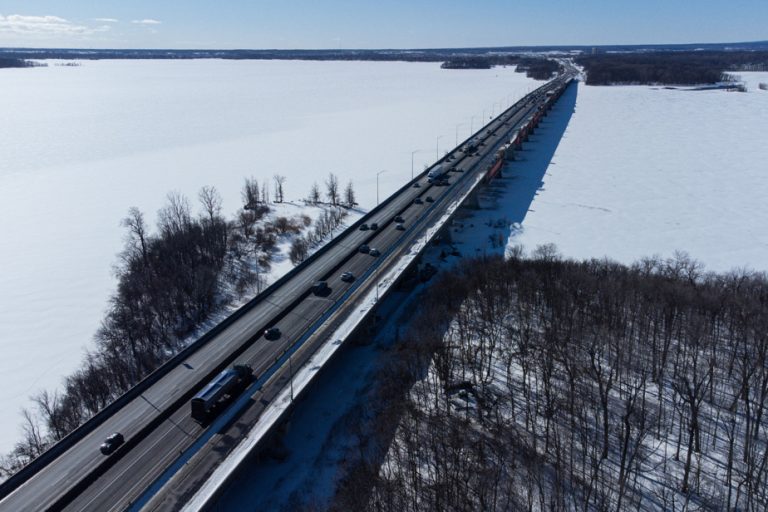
top-left (0, 73), bottom-right (575, 512)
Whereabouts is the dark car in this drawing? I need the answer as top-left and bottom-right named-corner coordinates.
top-left (264, 327), bottom-right (281, 340)
top-left (413, 182), bottom-right (421, 188)
top-left (359, 223), bottom-right (369, 231)
top-left (100, 432), bottom-right (124, 455)
top-left (395, 224), bottom-right (406, 231)
top-left (341, 271), bottom-right (355, 283)
top-left (358, 244), bottom-right (370, 254)
top-left (414, 197), bottom-right (423, 205)
top-left (394, 215), bottom-right (404, 223)
top-left (312, 280), bottom-right (329, 295)
top-left (370, 222), bottom-right (379, 230)
top-left (425, 196), bottom-right (434, 203)
top-left (369, 248), bottom-right (381, 257)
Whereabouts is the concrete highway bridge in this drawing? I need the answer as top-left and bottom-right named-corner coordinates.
top-left (0, 73), bottom-right (575, 512)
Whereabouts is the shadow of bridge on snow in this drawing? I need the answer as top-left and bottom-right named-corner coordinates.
top-left (462, 81), bottom-right (578, 256)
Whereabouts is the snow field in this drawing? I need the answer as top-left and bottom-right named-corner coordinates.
top-left (511, 73), bottom-right (768, 273)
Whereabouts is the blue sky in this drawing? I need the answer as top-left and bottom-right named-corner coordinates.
top-left (0, 0), bottom-right (765, 49)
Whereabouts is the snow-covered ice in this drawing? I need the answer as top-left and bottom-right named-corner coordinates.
top-left (0, 60), bottom-right (538, 453)
top-left (511, 73), bottom-right (768, 272)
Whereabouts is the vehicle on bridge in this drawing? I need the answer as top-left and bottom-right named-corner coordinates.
top-left (191, 365), bottom-right (253, 422)
top-left (427, 164), bottom-right (447, 183)
top-left (264, 326), bottom-right (281, 340)
top-left (312, 280), bottom-right (330, 295)
top-left (99, 432), bottom-right (124, 455)
top-left (461, 137), bottom-right (482, 155)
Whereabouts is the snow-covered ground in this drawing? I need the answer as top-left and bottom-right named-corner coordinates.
top-left (511, 72), bottom-right (768, 272)
top-left (0, 60), bottom-right (538, 453)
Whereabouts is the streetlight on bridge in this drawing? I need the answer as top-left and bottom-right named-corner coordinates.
top-left (411, 149), bottom-right (425, 180)
top-left (455, 122), bottom-right (466, 146)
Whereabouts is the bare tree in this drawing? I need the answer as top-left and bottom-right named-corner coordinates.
top-left (261, 181), bottom-right (270, 204)
top-left (289, 236), bottom-right (309, 265)
top-left (158, 191), bottom-right (191, 237)
top-left (273, 174), bottom-right (286, 203)
top-left (198, 185), bottom-right (222, 222)
top-left (121, 207), bottom-right (149, 267)
top-left (344, 180), bottom-right (356, 207)
top-left (325, 173), bottom-right (339, 206)
top-left (242, 176), bottom-right (260, 209)
top-left (308, 182), bottom-right (321, 204)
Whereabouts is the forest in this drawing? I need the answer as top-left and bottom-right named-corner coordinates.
top-left (333, 250), bottom-right (768, 511)
top-left (441, 56), bottom-right (561, 79)
top-left (0, 58), bottom-right (39, 68)
top-left (578, 51), bottom-right (768, 85)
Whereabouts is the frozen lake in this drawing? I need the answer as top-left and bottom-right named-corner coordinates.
top-left (0, 60), bottom-right (538, 452)
top-left (511, 72), bottom-right (768, 273)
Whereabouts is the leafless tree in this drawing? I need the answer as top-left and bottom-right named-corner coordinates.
top-left (307, 182), bottom-right (321, 204)
top-left (198, 185), bottom-right (222, 222)
top-left (344, 180), bottom-right (356, 207)
top-left (325, 173), bottom-right (339, 206)
top-left (261, 181), bottom-right (270, 204)
top-left (121, 207), bottom-right (149, 267)
top-left (273, 174), bottom-right (286, 203)
top-left (242, 176), bottom-right (260, 209)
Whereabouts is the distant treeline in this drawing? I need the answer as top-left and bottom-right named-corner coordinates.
top-left (441, 58), bottom-right (492, 70)
top-left (3, 41), bottom-right (768, 62)
top-left (516, 57), bottom-right (562, 80)
top-left (440, 56), bottom-right (561, 80)
top-left (578, 51), bottom-right (768, 85)
top-left (0, 58), bottom-right (41, 69)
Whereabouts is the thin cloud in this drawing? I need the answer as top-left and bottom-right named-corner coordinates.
top-left (131, 19), bottom-right (161, 25)
top-left (0, 14), bottom-right (110, 36)
top-left (94, 18), bottom-right (119, 23)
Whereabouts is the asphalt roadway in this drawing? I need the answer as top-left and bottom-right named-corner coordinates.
top-left (0, 76), bottom-right (571, 512)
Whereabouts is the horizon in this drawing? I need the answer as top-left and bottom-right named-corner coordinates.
top-left (2, 39), bottom-right (768, 54)
top-left (1, 1), bottom-right (766, 50)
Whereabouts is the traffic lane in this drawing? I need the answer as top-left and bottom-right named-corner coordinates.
top-left (67, 306), bottom-right (320, 511)
top-left (1, 300), bottom-right (284, 511)
top-left (0, 390), bottom-right (167, 511)
top-left (65, 403), bottom-right (204, 511)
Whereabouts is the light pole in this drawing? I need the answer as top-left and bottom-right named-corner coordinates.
top-left (470, 115), bottom-right (477, 134)
top-left (436, 135), bottom-right (443, 160)
top-left (455, 123), bottom-right (466, 146)
top-left (376, 170), bottom-right (387, 205)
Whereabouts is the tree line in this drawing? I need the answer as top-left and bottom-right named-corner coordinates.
top-left (332, 249), bottom-right (768, 511)
top-left (578, 51), bottom-right (768, 85)
top-left (0, 58), bottom-right (41, 69)
top-left (1, 174), bottom-right (354, 476)
top-left (440, 56), bottom-right (562, 80)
